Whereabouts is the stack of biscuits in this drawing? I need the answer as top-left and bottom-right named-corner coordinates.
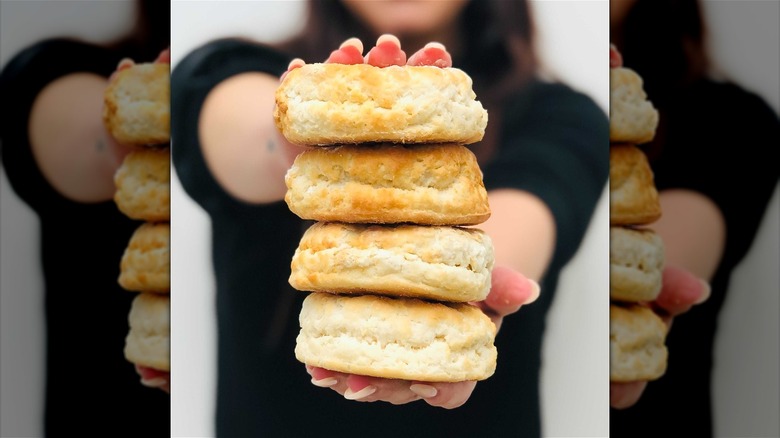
top-left (609, 67), bottom-right (668, 382)
top-left (275, 62), bottom-right (499, 383)
top-left (104, 62), bottom-right (171, 375)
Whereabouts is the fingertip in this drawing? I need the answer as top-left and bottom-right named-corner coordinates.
top-left (610, 381), bottom-right (647, 409)
top-left (308, 366), bottom-right (335, 381)
top-left (288, 58), bottom-right (305, 70)
top-left (117, 57), bottom-right (134, 70)
top-left (694, 279), bottom-right (711, 305)
top-left (409, 383), bottom-right (438, 399)
top-left (340, 37), bottom-right (364, 54)
top-left (525, 279), bottom-right (541, 305)
top-left (377, 34), bottom-right (401, 48)
top-left (424, 41), bottom-right (446, 51)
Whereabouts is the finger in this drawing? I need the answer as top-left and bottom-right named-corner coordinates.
top-left (135, 364), bottom-right (169, 392)
top-left (610, 381), bottom-right (647, 409)
top-left (365, 34), bottom-right (407, 67)
top-left (280, 58), bottom-right (306, 82)
top-left (109, 58), bottom-right (135, 82)
top-left (483, 266), bottom-right (540, 317)
top-left (472, 267), bottom-right (539, 330)
top-left (343, 375), bottom-right (421, 405)
top-left (407, 42), bottom-right (452, 68)
top-left (155, 47), bottom-right (171, 64)
top-left (326, 37), bottom-right (365, 65)
top-left (610, 44), bottom-right (623, 68)
top-left (413, 381), bottom-right (476, 409)
top-left (306, 365), bottom-right (339, 388)
top-left (653, 265), bottom-right (710, 318)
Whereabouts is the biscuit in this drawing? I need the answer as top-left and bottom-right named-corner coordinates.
top-left (104, 63), bottom-right (170, 146)
top-left (290, 222), bottom-right (494, 302)
top-left (610, 303), bottom-right (668, 382)
top-left (114, 147), bottom-right (170, 221)
top-left (610, 67), bottom-right (659, 144)
top-left (610, 227), bottom-right (664, 303)
top-left (124, 292), bottom-right (169, 372)
top-left (274, 63), bottom-right (487, 145)
top-left (118, 223), bottom-right (170, 293)
top-left (610, 144), bottom-right (661, 225)
top-left (295, 293), bottom-right (497, 382)
top-left (285, 144), bottom-right (490, 225)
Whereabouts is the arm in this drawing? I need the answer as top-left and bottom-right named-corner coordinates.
top-left (198, 72), bottom-right (303, 203)
top-left (28, 73), bottom-right (131, 203)
top-left (480, 189), bottom-right (555, 283)
top-left (653, 190), bottom-right (726, 280)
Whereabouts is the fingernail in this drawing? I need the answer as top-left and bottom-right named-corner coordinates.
top-left (311, 377), bottom-right (338, 388)
top-left (117, 58), bottom-right (134, 69)
top-left (409, 384), bottom-right (437, 398)
top-left (340, 37), bottom-right (364, 54)
top-left (288, 58), bottom-right (305, 70)
top-left (525, 279), bottom-right (541, 305)
top-left (424, 42), bottom-right (446, 51)
top-left (140, 377), bottom-right (167, 388)
top-left (694, 279), bottom-right (711, 305)
top-left (377, 34), bottom-right (401, 48)
top-left (344, 385), bottom-right (376, 400)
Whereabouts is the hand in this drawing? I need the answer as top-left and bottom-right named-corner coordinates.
top-left (610, 43), bottom-right (623, 68)
top-left (135, 364), bottom-right (170, 394)
top-left (305, 266), bottom-right (540, 408)
top-left (610, 265), bottom-right (710, 408)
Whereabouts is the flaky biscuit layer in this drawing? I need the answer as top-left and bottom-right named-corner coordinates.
top-left (610, 144), bottom-right (661, 225)
top-left (610, 304), bottom-right (668, 382)
top-left (125, 293), bottom-right (169, 371)
top-left (290, 222), bottom-right (494, 302)
top-left (296, 293), bottom-right (497, 382)
top-left (104, 63), bottom-right (170, 146)
top-left (285, 144), bottom-right (490, 225)
top-left (275, 63), bottom-right (487, 145)
top-left (610, 227), bottom-right (664, 303)
top-left (119, 223), bottom-right (170, 293)
top-left (114, 147), bottom-right (170, 221)
top-left (610, 67), bottom-right (659, 144)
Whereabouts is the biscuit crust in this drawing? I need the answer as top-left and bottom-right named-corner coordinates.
top-left (290, 222), bottom-right (494, 302)
top-left (285, 144), bottom-right (490, 225)
top-left (610, 304), bottom-right (668, 382)
top-left (275, 63), bottom-right (487, 145)
top-left (114, 147), bottom-right (170, 221)
top-left (610, 67), bottom-right (659, 144)
top-left (295, 293), bottom-right (497, 382)
top-left (610, 227), bottom-right (664, 302)
top-left (125, 293), bottom-right (169, 371)
top-left (610, 144), bottom-right (661, 225)
top-left (104, 63), bottom-right (170, 146)
top-left (119, 223), bottom-right (170, 293)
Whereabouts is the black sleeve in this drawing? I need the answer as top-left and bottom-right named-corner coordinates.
top-left (653, 81), bottom-right (780, 269)
top-left (0, 38), bottom-right (119, 214)
top-left (170, 38), bottom-right (292, 215)
top-left (482, 81), bottom-right (609, 270)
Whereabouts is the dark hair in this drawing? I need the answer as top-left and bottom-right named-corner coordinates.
top-left (619, 0), bottom-right (710, 107)
top-left (107, 0), bottom-right (170, 62)
top-left (277, 0), bottom-right (539, 162)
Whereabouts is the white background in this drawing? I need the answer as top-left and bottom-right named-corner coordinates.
top-left (1, 1), bottom-right (777, 437)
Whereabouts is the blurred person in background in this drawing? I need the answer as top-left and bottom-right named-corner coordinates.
top-left (171, 1), bottom-right (610, 436)
top-left (609, 0), bottom-right (780, 435)
top-left (0, 1), bottom-right (170, 435)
